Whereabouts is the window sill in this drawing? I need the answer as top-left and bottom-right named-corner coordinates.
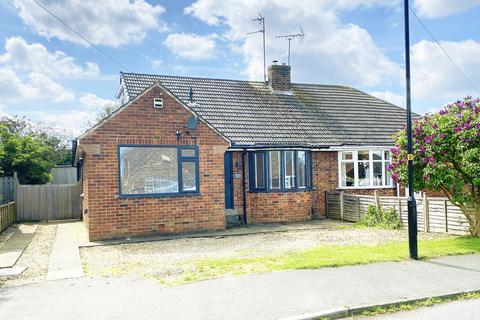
top-left (336, 186), bottom-right (395, 190)
top-left (249, 188), bottom-right (314, 194)
top-left (117, 192), bottom-right (202, 199)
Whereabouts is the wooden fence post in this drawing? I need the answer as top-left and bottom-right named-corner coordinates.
top-left (357, 196), bottom-right (361, 220)
top-left (13, 172), bottom-right (18, 222)
top-left (340, 191), bottom-right (344, 221)
top-left (374, 190), bottom-right (381, 211)
top-left (423, 193), bottom-right (429, 233)
top-left (444, 199), bottom-right (448, 233)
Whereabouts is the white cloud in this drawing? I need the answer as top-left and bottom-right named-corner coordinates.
top-left (411, 39), bottom-right (480, 101)
top-left (151, 59), bottom-right (163, 69)
top-left (79, 93), bottom-right (114, 109)
top-left (371, 91), bottom-right (405, 107)
top-left (184, 0), bottom-right (401, 87)
top-left (414, 0), bottom-right (480, 18)
top-left (165, 33), bottom-right (217, 60)
top-left (38, 110), bottom-right (93, 137)
top-left (37, 93), bottom-right (116, 137)
top-left (0, 37), bottom-right (99, 78)
top-left (0, 103), bottom-right (7, 117)
top-left (11, 0), bottom-right (167, 48)
top-left (0, 68), bottom-right (74, 103)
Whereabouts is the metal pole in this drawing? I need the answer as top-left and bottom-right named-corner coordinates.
top-left (262, 17), bottom-right (266, 82)
top-left (404, 0), bottom-right (418, 260)
top-left (288, 38), bottom-right (291, 66)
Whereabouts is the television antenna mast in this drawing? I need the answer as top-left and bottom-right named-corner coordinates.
top-left (247, 14), bottom-right (266, 81)
top-left (276, 27), bottom-right (305, 66)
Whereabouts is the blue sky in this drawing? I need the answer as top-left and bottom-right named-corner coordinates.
top-left (1, 0), bottom-right (480, 137)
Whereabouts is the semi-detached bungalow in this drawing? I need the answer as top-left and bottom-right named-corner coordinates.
top-left (75, 63), bottom-right (407, 241)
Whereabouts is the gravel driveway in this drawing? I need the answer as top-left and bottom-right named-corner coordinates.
top-left (80, 222), bottom-right (447, 285)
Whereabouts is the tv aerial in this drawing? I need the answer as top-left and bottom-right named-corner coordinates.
top-left (276, 27), bottom-right (305, 66)
top-left (247, 14), bottom-right (266, 81)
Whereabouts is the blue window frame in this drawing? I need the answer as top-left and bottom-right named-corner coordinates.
top-left (118, 145), bottom-right (199, 197)
top-left (249, 150), bottom-right (313, 192)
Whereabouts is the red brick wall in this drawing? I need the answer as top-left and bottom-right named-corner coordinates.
top-left (247, 191), bottom-right (315, 223)
top-left (230, 150), bottom-right (397, 223)
top-left (79, 85), bottom-right (229, 240)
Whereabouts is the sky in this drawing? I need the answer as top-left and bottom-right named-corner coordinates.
top-left (1, 0), bottom-right (480, 138)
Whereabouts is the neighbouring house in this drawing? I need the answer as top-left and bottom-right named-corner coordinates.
top-left (75, 63), bottom-right (407, 241)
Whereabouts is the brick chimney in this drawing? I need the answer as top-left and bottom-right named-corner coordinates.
top-left (267, 62), bottom-right (291, 91)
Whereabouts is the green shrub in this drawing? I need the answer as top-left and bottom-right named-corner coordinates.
top-left (358, 204), bottom-right (401, 230)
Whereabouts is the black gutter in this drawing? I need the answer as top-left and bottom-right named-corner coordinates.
top-left (241, 149), bottom-right (247, 226)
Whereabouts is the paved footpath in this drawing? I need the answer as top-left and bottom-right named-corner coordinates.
top-left (45, 222), bottom-right (83, 281)
top-left (0, 224), bottom-right (36, 273)
top-left (0, 254), bottom-right (479, 320)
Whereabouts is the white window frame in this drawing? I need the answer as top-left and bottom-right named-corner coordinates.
top-left (338, 149), bottom-right (393, 189)
top-left (284, 151), bottom-right (296, 189)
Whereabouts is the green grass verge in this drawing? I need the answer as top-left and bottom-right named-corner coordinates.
top-left (171, 237), bottom-right (480, 285)
top-left (344, 292), bottom-right (480, 319)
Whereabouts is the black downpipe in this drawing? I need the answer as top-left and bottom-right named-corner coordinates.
top-left (241, 150), bottom-right (247, 226)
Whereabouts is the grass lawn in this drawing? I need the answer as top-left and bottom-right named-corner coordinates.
top-left (170, 237), bottom-right (480, 285)
top-left (346, 292), bottom-right (480, 319)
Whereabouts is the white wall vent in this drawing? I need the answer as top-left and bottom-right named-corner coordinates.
top-left (153, 98), bottom-right (163, 109)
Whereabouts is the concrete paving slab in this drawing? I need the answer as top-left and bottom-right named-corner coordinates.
top-left (0, 224), bottom-right (37, 268)
top-left (1, 254), bottom-right (479, 320)
top-left (46, 222), bottom-right (83, 281)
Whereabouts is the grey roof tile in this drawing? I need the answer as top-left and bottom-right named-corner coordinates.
top-left (121, 73), bottom-right (407, 147)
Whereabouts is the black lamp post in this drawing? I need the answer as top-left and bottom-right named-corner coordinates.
top-left (403, 0), bottom-right (419, 260)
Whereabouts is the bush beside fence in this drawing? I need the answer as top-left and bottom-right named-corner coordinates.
top-left (0, 202), bottom-right (15, 234)
top-left (325, 191), bottom-right (469, 235)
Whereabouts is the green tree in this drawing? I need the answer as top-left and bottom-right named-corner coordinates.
top-left (388, 97), bottom-right (480, 236)
top-left (0, 116), bottom-right (72, 184)
top-left (84, 102), bottom-right (120, 129)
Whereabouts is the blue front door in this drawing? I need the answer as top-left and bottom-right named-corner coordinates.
top-left (224, 152), bottom-right (234, 209)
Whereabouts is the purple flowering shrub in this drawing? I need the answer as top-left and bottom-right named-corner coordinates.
top-left (388, 96), bottom-right (480, 236)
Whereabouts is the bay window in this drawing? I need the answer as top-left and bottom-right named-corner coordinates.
top-left (339, 149), bottom-right (392, 188)
top-left (119, 145), bottom-right (199, 196)
top-left (284, 151), bottom-right (296, 189)
top-left (250, 150), bottom-right (312, 192)
top-left (269, 151), bottom-right (281, 189)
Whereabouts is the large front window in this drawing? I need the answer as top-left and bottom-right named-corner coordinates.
top-left (119, 145), bottom-right (199, 196)
top-left (339, 149), bottom-right (392, 188)
top-left (250, 150), bottom-right (312, 192)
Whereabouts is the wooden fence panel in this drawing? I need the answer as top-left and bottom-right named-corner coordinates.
top-left (51, 166), bottom-right (77, 185)
top-left (325, 192), bottom-right (469, 235)
top-left (343, 195), bottom-right (360, 222)
top-left (0, 202), bottom-right (15, 233)
top-left (427, 199), bottom-right (448, 233)
top-left (326, 192), bottom-right (341, 219)
top-left (0, 176), bottom-right (14, 204)
top-left (15, 181), bottom-right (82, 222)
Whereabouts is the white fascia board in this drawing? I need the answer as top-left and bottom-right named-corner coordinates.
top-left (321, 145), bottom-right (394, 151)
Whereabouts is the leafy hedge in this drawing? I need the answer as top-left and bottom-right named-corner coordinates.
top-left (357, 204), bottom-right (401, 230)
